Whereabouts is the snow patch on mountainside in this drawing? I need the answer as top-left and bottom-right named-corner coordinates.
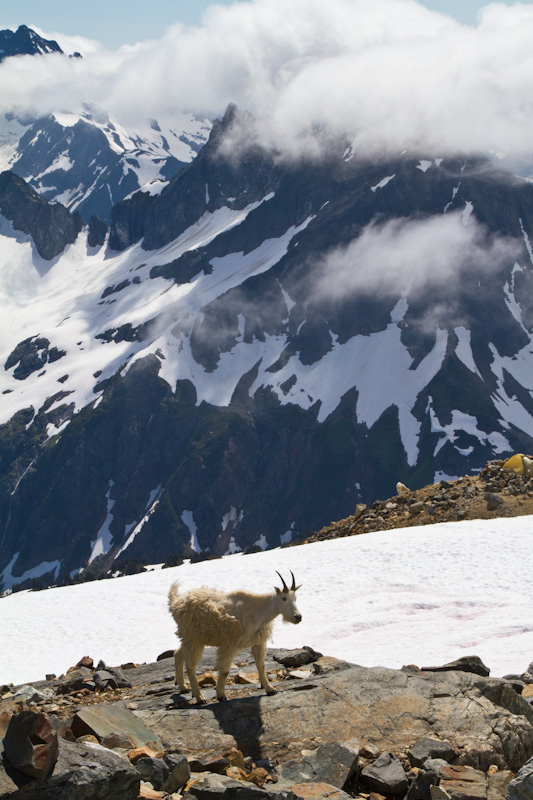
top-left (0, 198), bottom-right (280, 426)
top-left (454, 326), bottom-right (482, 377)
top-left (1, 552), bottom-right (61, 592)
top-left (249, 325), bottom-right (448, 465)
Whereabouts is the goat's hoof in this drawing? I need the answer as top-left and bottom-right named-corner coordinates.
top-left (266, 689), bottom-right (277, 696)
top-left (195, 698), bottom-right (207, 705)
top-left (217, 696), bottom-right (227, 702)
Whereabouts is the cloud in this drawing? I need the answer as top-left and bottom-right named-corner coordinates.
top-left (312, 210), bottom-right (523, 310)
top-left (30, 25), bottom-right (104, 58)
top-left (3, 1), bottom-right (533, 157)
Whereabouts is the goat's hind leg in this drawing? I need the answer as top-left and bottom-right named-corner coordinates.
top-left (174, 646), bottom-right (189, 693)
top-left (252, 642), bottom-right (276, 695)
top-left (216, 643), bottom-right (237, 702)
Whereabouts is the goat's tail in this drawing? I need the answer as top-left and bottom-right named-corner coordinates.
top-left (168, 580), bottom-right (181, 612)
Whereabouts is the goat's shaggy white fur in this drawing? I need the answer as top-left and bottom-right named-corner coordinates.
top-left (168, 574), bottom-right (302, 703)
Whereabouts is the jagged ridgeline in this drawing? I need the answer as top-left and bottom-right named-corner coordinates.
top-left (2, 101), bottom-right (533, 592)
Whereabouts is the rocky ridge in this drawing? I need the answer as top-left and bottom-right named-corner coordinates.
top-left (2, 647), bottom-right (533, 799)
top-left (304, 459), bottom-right (533, 544)
top-left (0, 26), bottom-right (63, 62)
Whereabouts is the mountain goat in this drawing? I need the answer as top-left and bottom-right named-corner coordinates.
top-left (168, 571), bottom-right (302, 703)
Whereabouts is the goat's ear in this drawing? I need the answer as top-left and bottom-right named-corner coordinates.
top-left (275, 586), bottom-right (282, 595)
top-left (294, 584), bottom-right (302, 592)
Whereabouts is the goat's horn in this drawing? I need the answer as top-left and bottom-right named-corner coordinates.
top-left (276, 571), bottom-right (289, 592)
top-left (290, 571), bottom-right (297, 591)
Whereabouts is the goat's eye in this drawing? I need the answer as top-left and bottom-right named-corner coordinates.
top-left (282, 596), bottom-right (287, 601)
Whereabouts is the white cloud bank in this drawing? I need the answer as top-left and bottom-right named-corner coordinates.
top-left (314, 210), bottom-right (523, 304)
top-left (3, 1), bottom-right (533, 156)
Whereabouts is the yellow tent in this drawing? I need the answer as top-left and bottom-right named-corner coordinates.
top-left (503, 453), bottom-right (533, 476)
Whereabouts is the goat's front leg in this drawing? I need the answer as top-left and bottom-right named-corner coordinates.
top-left (252, 642), bottom-right (276, 695)
top-left (216, 644), bottom-right (237, 701)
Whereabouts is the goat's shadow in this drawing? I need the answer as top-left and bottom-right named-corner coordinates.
top-left (168, 688), bottom-right (268, 761)
top-left (209, 693), bottom-right (266, 761)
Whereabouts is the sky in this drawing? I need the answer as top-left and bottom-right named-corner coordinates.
top-left (2, 514), bottom-right (533, 687)
top-left (0, 0), bottom-right (527, 49)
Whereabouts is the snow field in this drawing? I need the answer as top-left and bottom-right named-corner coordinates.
top-left (1, 515), bottom-right (533, 685)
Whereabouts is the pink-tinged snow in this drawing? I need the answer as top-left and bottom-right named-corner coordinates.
top-left (1, 515), bottom-right (533, 686)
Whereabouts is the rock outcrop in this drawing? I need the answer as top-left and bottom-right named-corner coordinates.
top-left (1, 649), bottom-right (532, 799)
top-left (0, 26), bottom-right (62, 62)
top-left (0, 171), bottom-right (79, 259)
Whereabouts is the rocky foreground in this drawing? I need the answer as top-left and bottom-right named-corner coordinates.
top-left (304, 459), bottom-right (533, 543)
top-left (2, 646), bottom-right (533, 799)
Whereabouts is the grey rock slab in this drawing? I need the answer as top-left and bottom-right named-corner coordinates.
top-left (139, 664), bottom-right (533, 771)
top-left (408, 736), bottom-right (456, 766)
top-left (406, 760), bottom-right (450, 800)
top-left (421, 655), bottom-right (490, 677)
top-left (181, 771), bottom-right (278, 799)
top-left (161, 752), bottom-right (191, 792)
top-left (487, 770), bottom-right (513, 800)
top-left (506, 755), bottom-right (533, 800)
top-left (135, 752), bottom-right (190, 792)
top-left (360, 752), bottom-right (409, 796)
top-left (71, 703), bottom-right (164, 751)
top-left (288, 782), bottom-right (354, 799)
top-left (277, 740), bottom-right (359, 789)
top-left (271, 647), bottom-right (323, 667)
top-left (439, 764), bottom-right (488, 800)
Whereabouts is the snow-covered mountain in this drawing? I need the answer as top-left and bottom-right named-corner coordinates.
top-left (2, 102), bottom-right (533, 592)
top-left (0, 108), bottom-right (211, 223)
top-left (0, 24), bottom-right (64, 62)
top-left (0, 26), bottom-right (212, 223)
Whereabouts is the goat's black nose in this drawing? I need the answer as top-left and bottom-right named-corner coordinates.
top-left (294, 614), bottom-right (302, 623)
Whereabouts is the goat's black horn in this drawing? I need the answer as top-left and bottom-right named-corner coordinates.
top-left (290, 571), bottom-right (297, 591)
top-left (276, 571), bottom-right (289, 592)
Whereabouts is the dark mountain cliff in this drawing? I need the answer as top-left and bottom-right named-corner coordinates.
top-left (0, 25), bottom-right (63, 62)
top-left (2, 107), bottom-right (533, 591)
top-left (0, 171), bottom-right (80, 259)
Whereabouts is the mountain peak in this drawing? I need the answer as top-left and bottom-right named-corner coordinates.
top-left (0, 25), bottom-right (63, 62)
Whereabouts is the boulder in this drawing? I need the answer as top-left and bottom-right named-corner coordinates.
top-left (161, 753), bottom-right (191, 793)
top-left (11, 685), bottom-right (52, 705)
top-left (406, 758), bottom-right (449, 800)
top-left (277, 740), bottom-right (359, 790)
top-left (272, 647), bottom-right (322, 667)
top-left (56, 668), bottom-right (95, 694)
top-left (3, 711), bottom-right (58, 779)
top-left (360, 752), bottom-right (409, 796)
top-left (135, 756), bottom-right (169, 790)
top-left (0, 738), bottom-right (139, 799)
top-left (408, 501), bottom-right (426, 516)
top-left (485, 493), bottom-right (504, 511)
top-left (439, 764), bottom-right (488, 799)
top-left (408, 736), bottom-right (456, 767)
top-left (421, 656), bottom-right (490, 677)
top-left (506, 755), bottom-right (533, 800)
top-left (71, 705), bottom-right (164, 752)
top-left (181, 771), bottom-right (273, 798)
top-left (288, 782), bottom-right (353, 799)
